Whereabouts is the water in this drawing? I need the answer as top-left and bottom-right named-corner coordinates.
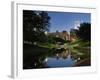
top-left (41, 49), bottom-right (75, 67)
top-left (43, 55), bottom-right (75, 68)
top-left (23, 47), bottom-right (90, 69)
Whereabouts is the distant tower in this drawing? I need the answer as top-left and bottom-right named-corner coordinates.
top-left (74, 21), bottom-right (80, 29)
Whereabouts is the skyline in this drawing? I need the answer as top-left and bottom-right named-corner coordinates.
top-left (48, 12), bottom-right (91, 32)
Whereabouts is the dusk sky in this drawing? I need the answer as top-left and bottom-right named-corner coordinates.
top-left (48, 12), bottom-right (91, 32)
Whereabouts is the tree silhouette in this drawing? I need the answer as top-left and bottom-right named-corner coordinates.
top-left (23, 10), bottom-right (51, 43)
top-left (76, 23), bottom-right (91, 41)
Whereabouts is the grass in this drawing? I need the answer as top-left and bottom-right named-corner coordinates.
top-left (70, 39), bottom-right (90, 48)
top-left (38, 42), bottom-right (57, 49)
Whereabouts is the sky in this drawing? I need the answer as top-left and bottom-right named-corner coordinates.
top-left (48, 12), bottom-right (91, 32)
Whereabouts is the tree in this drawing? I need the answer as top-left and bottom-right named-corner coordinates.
top-left (70, 29), bottom-right (77, 36)
top-left (40, 11), bottom-right (50, 31)
top-left (23, 10), bottom-right (51, 43)
top-left (76, 23), bottom-right (91, 41)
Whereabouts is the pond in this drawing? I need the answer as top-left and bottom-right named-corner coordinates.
top-left (43, 55), bottom-right (75, 68)
top-left (23, 46), bottom-right (90, 69)
top-left (42, 49), bottom-right (75, 68)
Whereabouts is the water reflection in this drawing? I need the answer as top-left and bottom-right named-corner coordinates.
top-left (23, 47), bottom-right (90, 69)
top-left (43, 54), bottom-right (75, 68)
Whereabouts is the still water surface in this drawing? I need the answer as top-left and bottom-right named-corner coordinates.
top-left (23, 47), bottom-right (90, 69)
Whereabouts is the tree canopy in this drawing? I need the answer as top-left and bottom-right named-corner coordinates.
top-left (76, 23), bottom-right (91, 41)
top-left (23, 10), bottom-right (51, 42)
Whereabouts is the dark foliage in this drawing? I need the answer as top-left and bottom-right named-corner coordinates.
top-left (76, 23), bottom-right (91, 41)
top-left (23, 10), bottom-right (50, 42)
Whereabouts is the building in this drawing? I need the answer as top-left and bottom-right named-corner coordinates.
top-left (48, 30), bottom-right (70, 41)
